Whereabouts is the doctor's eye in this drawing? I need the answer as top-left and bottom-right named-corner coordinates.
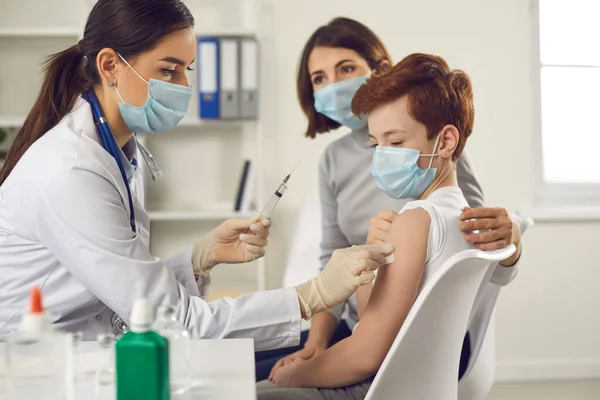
top-left (161, 68), bottom-right (176, 77)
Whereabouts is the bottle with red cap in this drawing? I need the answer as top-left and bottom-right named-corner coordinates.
top-left (5, 286), bottom-right (74, 400)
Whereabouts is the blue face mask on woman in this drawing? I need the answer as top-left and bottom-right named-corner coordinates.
top-left (313, 76), bottom-right (368, 130)
top-left (113, 54), bottom-right (192, 134)
top-left (371, 134), bottom-right (441, 199)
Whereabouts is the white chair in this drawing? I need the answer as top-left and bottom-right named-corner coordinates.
top-left (364, 245), bottom-right (516, 400)
top-left (458, 214), bottom-right (534, 400)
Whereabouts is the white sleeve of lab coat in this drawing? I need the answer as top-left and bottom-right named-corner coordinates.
top-left (34, 167), bottom-right (301, 351)
top-left (164, 249), bottom-right (211, 298)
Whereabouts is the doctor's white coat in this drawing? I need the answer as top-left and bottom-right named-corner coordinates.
top-left (0, 98), bottom-right (301, 350)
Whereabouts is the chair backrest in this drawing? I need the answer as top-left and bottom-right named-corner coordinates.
top-left (364, 245), bottom-right (516, 400)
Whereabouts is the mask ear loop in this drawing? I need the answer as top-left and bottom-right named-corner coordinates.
top-left (426, 133), bottom-right (442, 169)
top-left (112, 53), bottom-right (150, 104)
top-left (117, 53), bottom-right (149, 84)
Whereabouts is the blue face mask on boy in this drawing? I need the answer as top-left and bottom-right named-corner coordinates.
top-left (371, 134), bottom-right (441, 199)
top-left (113, 53), bottom-right (192, 134)
top-left (313, 76), bottom-right (368, 130)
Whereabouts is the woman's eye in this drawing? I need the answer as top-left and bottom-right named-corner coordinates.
top-left (313, 75), bottom-right (323, 85)
top-left (342, 65), bottom-right (355, 74)
top-left (161, 69), bottom-right (175, 77)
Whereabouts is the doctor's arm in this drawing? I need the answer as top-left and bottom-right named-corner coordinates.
top-left (34, 168), bottom-right (302, 351)
top-left (273, 209), bottom-right (430, 388)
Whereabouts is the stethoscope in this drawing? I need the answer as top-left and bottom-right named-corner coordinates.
top-left (82, 88), bottom-right (163, 335)
top-left (82, 89), bottom-right (137, 233)
top-left (82, 88), bottom-right (163, 234)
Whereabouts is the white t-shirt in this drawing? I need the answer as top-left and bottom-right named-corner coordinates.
top-left (355, 186), bottom-right (473, 332)
top-left (399, 186), bottom-right (474, 293)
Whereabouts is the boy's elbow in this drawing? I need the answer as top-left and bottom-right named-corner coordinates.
top-left (356, 350), bottom-right (386, 377)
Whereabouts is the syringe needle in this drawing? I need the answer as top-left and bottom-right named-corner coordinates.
top-left (283, 160), bottom-right (301, 183)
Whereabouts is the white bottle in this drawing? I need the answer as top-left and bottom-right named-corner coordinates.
top-left (5, 286), bottom-right (73, 400)
top-left (153, 304), bottom-right (191, 399)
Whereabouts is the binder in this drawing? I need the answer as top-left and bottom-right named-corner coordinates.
top-left (198, 37), bottom-right (220, 119)
top-left (239, 37), bottom-right (259, 119)
top-left (219, 38), bottom-right (240, 119)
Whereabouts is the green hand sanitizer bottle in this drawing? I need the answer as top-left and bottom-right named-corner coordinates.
top-left (116, 298), bottom-right (170, 400)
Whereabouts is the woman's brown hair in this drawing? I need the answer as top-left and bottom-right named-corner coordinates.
top-left (297, 17), bottom-right (393, 139)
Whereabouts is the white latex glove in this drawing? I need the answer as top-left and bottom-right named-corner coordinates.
top-left (295, 243), bottom-right (394, 319)
top-left (192, 216), bottom-right (271, 276)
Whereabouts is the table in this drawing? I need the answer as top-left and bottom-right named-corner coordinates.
top-left (33, 339), bottom-right (256, 400)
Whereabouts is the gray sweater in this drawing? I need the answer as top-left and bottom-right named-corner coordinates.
top-left (318, 128), bottom-right (486, 326)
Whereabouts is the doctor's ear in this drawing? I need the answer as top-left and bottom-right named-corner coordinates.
top-left (437, 125), bottom-right (459, 160)
top-left (96, 48), bottom-right (120, 86)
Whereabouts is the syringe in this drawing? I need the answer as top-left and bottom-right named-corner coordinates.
top-left (261, 161), bottom-right (300, 218)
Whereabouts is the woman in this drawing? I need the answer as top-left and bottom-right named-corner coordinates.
top-left (0, 1), bottom-right (394, 347)
top-left (257, 52), bottom-right (511, 399)
top-left (255, 17), bottom-right (523, 381)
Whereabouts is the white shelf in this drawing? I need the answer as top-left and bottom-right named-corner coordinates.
top-left (148, 209), bottom-right (257, 222)
top-left (177, 117), bottom-right (252, 128)
top-left (0, 27), bottom-right (81, 37)
top-left (194, 27), bottom-right (256, 37)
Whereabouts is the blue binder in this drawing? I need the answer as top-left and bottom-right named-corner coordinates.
top-left (197, 37), bottom-right (220, 119)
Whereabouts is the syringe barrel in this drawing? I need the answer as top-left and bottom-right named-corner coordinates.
top-left (276, 182), bottom-right (288, 196)
top-left (261, 183), bottom-right (288, 218)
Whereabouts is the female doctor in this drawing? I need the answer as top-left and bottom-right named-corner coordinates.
top-left (0, 0), bottom-right (394, 350)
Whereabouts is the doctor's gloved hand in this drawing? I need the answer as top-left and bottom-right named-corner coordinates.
top-left (294, 243), bottom-right (394, 319)
top-left (192, 216), bottom-right (271, 276)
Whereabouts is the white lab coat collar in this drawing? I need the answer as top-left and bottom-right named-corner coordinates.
top-left (69, 96), bottom-right (137, 183)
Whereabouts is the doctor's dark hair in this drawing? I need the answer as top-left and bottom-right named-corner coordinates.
top-left (297, 17), bottom-right (393, 139)
top-left (0, 0), bottom-right (194, 185)
top-left (352, 53), bottom-right (474, 161)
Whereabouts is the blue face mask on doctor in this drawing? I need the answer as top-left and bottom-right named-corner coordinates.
top-left (113, 54), bottom-right (192, 134)
top-left (313, 76), bottom-right (368, 130)
top-left (371, 134), bottom-right (441, 199)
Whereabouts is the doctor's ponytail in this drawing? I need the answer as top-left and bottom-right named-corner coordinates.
top-left (0, 44), bottom-right (86, 184)
top-left (0, 0), bottom-right (194, 186)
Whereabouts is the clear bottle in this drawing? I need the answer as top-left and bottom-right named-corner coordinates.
top-left (5, 287), bottom-right (73, 400)
top-left (96, 331), bottom-right (116, 386)
top-left (153, 304), bottom-right (191, 399)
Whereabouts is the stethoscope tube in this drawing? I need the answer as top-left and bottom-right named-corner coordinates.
top-left (82, 89), bottom-right (137, 234)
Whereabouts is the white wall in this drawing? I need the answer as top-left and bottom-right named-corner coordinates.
top-left (260, 0), bottom-right (600, 382)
